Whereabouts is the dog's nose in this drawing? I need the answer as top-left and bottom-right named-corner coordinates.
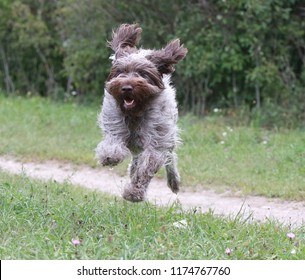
top-left (121, 85), bottom-right (133, 93)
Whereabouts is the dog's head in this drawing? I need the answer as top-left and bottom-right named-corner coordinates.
top-left (105, 24), bottom-right (187, 115)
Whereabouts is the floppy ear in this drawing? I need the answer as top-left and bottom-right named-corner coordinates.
top-left (146, 39), bottom-right (188, 74)
top-left (107, 24), bottom-right (142, 58)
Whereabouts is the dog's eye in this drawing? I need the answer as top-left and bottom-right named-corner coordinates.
top-left (138, 71), bottom-right (149, 79)
top-left (138, 70), bottom-right (163, 87)
top-left (117, 73), bottom-right (127, 78)
top-left (108, 67), bottom-right (125, 80)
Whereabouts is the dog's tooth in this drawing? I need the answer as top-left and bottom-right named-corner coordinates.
top-left (124, 99), bottom-right (134, 106)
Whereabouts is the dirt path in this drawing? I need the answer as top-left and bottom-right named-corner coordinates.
top-left (0, 156), bottom-right (304, 228)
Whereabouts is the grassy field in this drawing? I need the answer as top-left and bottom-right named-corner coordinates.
top-left (0, 94), bottom-right (304, 200)
top-left (1, 171), bottom-right (304, 260)
top-left (0, 95), bottom-right (100, 164)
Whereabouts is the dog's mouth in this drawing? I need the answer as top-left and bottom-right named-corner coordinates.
top-left (123, 96), bottom-right (136, 109)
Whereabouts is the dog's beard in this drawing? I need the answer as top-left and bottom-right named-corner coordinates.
top-left (106, 77), bottom-right (163, 115)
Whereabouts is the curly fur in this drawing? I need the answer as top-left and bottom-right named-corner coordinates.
top-left (95, 24), bottom-right (187, 202)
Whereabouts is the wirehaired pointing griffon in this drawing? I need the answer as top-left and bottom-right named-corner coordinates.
top-left (96, 24), bottom-right (187, 202)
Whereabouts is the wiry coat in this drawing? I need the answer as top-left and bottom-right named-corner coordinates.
top-left (96, 24), bottom-right (187, 202)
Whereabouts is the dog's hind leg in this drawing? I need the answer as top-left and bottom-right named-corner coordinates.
top-left (165, 151), bottom-right (180, 194)
top-left (123, 149), bottom-right (165, 202)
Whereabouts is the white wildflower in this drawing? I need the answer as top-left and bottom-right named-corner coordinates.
top-left (173, 219), bottom-right (188, 229)
top-left (225, 248), bottom-right (233, 256)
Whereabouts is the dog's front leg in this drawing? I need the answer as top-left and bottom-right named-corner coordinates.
top-left (95, 137), bottom-right (130, 166)
top-left (123, 149), bottom-right (165, 202)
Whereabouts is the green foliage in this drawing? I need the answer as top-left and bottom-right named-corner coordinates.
top-left (0, 0), bottom-right (304, 127)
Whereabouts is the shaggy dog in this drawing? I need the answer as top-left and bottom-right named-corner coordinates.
top-left (95, 24), bottom-right (187, 202)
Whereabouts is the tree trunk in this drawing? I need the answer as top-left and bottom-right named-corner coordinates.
top-left (254, 46), bottom-right (261, 109)
top-left (35, 46), bottom-right (56, 95)
top-left (0, 45), bottom-right (15, 93)
top-left (255, 82), bottom-right (261, 109)
top-left (232, 72), bottom-right (238, 107)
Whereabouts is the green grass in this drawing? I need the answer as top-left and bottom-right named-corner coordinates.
top-left (0, 94), bottom-right (305, 200)
top-left (1, 172), bottom-right (304, 260)
top-left (0, 95), bottom-right (100, 164)
top-left (179, 116), bottom-right (305, 199)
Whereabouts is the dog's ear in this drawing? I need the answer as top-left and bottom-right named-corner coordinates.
top-left (146, 39), bottom-right (188, 74)
top-left (108, 24), bottom-right (142, 58)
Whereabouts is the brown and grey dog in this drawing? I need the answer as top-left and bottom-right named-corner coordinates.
top-left (95, 24), bottom-right (187, 202)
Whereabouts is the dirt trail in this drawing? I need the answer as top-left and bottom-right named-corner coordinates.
top-left (0, 156), bottom-right (304, 227)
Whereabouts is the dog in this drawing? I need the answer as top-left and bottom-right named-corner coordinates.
top-left (95, 24), bottom-right (187, 202)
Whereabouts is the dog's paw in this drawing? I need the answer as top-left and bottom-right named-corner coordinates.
top-left (95, 142), bottom-right (129, 166)
top-left (122, 184), bottom-right (146, 202)
top-left (167, 175), bottom-right (180, 194)
top-left (96, 151), bottom-right (123, 166)
top-left (99, 155), bottom-right (122, 166)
